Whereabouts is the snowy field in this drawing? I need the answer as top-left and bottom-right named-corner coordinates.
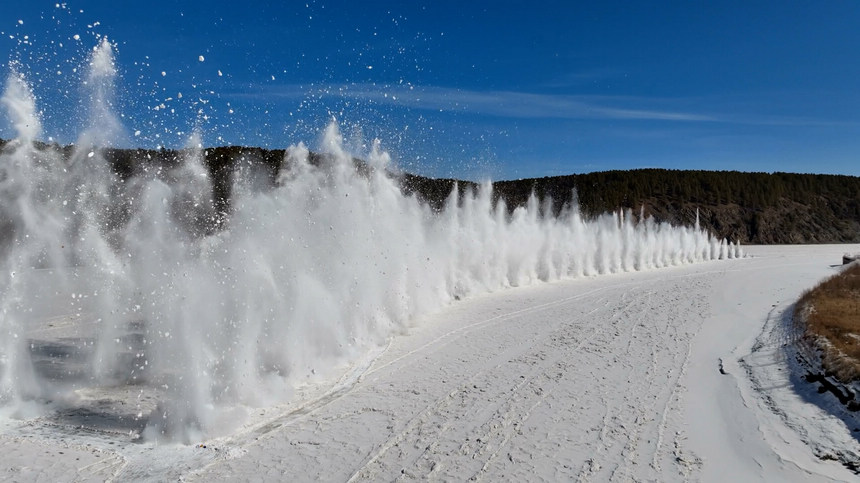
top-left (1, 243), bottom-right (858, 482)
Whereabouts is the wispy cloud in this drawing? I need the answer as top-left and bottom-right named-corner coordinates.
top-left (226, 83), bottom-right (859, 128)
top-left (227, 84), bottom-right (717, 122)
top-left (350, 87), bottom-right (719, 122)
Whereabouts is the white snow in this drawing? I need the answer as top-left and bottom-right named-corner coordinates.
top-left (1, 243), bottom-right (858, 481)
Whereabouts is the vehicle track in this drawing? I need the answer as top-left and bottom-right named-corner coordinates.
top-left (195, 268), bottom-right (720, 481)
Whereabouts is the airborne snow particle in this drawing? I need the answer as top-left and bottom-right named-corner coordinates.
top-left (198, 55), bottom-right (205, 62)
top-left (73, 34), bottom-right (80, 40)
top-left (161, 71), bottom-right (166, 76)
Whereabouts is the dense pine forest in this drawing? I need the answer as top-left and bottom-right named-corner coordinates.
top-left (4, 140), bottom-right (859, 244)
top-left (490, 170), bottom-right (860, 244)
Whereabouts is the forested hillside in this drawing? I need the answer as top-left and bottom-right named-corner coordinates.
top-left (4, 140), bottom-right (858, 244)
top-left (490, 170), bottom-right (860, 244)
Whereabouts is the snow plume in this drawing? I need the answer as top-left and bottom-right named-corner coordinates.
top-left (82, 38), bottom-right (122, 147)
top-left (1, 66), bottom-right (41, 144)
top-left (0, 47), bottom-right (741, 441)
top-left (0, 68), bottom-right (52, 414)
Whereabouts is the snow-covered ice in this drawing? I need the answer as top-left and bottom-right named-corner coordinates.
top-left (1, 244), bottom-right (858, 481)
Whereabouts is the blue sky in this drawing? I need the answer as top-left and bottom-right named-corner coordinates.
top-left (1, 1), bottom-right (858, 180)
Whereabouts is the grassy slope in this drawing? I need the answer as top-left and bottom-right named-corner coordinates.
top-left (796, 262), bottom-right (860, 383)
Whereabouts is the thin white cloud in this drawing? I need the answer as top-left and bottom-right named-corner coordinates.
top-left (226, 84), bottom-right (857, 127)
top-left (228, 84), bottom-right (716, 122)
top-left (337, 85), bottom-right (717, 122)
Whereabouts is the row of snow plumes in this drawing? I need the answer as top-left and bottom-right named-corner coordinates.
top-left (0, 64), bottom-right (740, 441)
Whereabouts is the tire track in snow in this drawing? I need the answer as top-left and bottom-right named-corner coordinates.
top-left (345, 289), bottom-right (620, 481)
top-left (194, 267), bottom-right (725, 481)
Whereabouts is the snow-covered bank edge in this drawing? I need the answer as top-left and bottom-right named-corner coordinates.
top-left (741, 299), bottom-right (860, 473)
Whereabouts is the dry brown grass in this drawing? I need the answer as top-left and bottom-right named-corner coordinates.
top-left (796, 263), bottom-right (860, 382)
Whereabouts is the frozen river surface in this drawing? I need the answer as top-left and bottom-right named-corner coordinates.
top-left (2, 244), bottom-right (859, 482)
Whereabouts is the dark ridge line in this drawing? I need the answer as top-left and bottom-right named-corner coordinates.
top-left (2, 138), bottom-right (859, 244)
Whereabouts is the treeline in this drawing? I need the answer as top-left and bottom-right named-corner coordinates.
top-left (3, 139), bottom-right (859, 244)
top-left (491, 169), bottom-right (860, 243)
top-left (495, 169), bottom-right (859, 214)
